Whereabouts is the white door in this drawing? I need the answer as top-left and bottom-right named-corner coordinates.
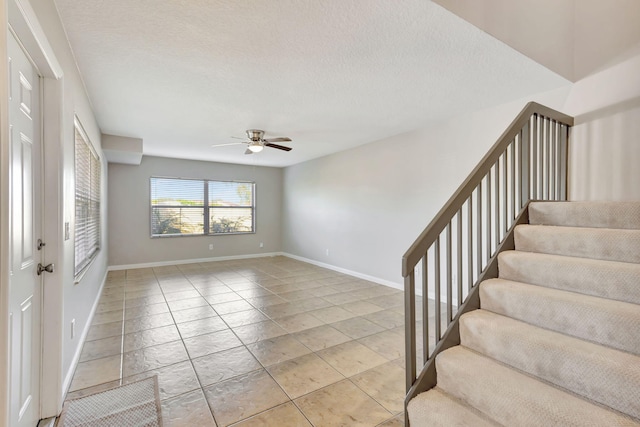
top-left (8, 30), bottom-right (42, 427)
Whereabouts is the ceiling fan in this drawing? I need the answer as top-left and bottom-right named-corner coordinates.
top-left (212, 129), bottom-right (292, 155)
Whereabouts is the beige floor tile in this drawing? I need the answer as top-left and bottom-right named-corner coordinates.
top-left (204, 291), bottom-right (243, 305)
top-left (378, 413), bottom-right (405, 426)
top-left (95, 301), bottom-right (125, 314)
top-left (232, 402), bottom-right (312, 427)
top-left (192, 346), bottom-right (262, 387)
top-left (79, 335), bottom-right (122, 363)
top-left (85, 321), bottom-right (123, 341)
top-left (125, 289), bottom-right (163, 300)
top-left (308, 306), bottom-right (356, 323)
top-left (69, 355), bottom-right (121, 392)
top-left (247, 335), bottom-right (311, 366)
top-left (364, 309), bottom-right (405, 329)
top-left (124, 302), bottom-right (170, 320)
top-left (330, 316), bottom-right (386, 339)
top-left (292, 325), bottom-right (351, 352)
top-left (358, 329), bottom-right (405, 361)
top-left (350, 362), bottom-right (405, 414)
top-left (161, 389), bottom-right (216, 427)
top-left (220, 309), bottom-right (269, 328)
top-left (295, 297), bottom-right (333, 311)
top-left (235, 288), bottom-right (273, 299)
top-left (274, 313), bottom-right (324, 333)
top-left (307, 286), bottom-right (342, 297)
top-left (322, 291), bottom-right (363, 305)
top-left (233, 320), bottom-right (288, 344)
top-left (196, 285), bottom-right (234, 296)
top-left (171, 305), bottom-right (217, 323)
top-left (125, 294), bottom-right (166, 307)
top-left (123, 340), bottom-right (189, 377)
top-left (295, 380), bottom-right (392, 427)
top-left (266, 353), bottom-right (344, 399)
top-left (204, 369), bottom-right (288, 426)
top-left (212, 299), bottom-right (254, 315)
top-left (91, 309), bottom-right (124, 326)
top-left (340, 300), bottom-right (385, 316)
top-left (176, 315), bottom-right (228, 338)
top-left (366, 293), bottom-right (406, 309)
top-left (125, 360), bottom-right (200, 400)
top-left (259, 302), bottom-right (307, 319)
top-left (163, 289), bottom-right (201, 301)
top-left (124, 312), bottom-right (175, 334)
top-left (123, 324), bottom-right (181, 352)
top-left (317, 341), bottom-right (388, 377)
top-left (245, 294), bottom-right (287, 308)
top-left (166, 296), bottom-right (209, 311)
top-left (183, 329), bottom-right (242, 358)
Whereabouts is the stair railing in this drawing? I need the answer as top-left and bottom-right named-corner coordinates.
top-left (403, 102), bottom-right (574, 412)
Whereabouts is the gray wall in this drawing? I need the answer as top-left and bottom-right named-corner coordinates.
top-left (108, 156), bottom-right (283, 267)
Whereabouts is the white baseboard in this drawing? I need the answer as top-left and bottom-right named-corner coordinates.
top-left (280, 252), bottom-right (403, 291)
top-left (61, 270), bottom-right (109, 395)
top-left (108, 252), bottom-right (282, 271)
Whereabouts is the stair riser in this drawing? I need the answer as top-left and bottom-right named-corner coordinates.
top-left (480, 279), bottom-right (640, 356)
top-left (460, 311), bottom-right (640, 419)
top-left (529, 201), bottom-right (640, 229)
top-left (498, 251), bottom-right (640, 305)
top-left (515, 225), bottom-right (640, 263)
top-left (437, 347), bottom-right (638, 426)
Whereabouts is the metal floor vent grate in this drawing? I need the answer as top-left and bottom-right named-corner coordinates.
top-left (58, 376), bottom-right (163, 427)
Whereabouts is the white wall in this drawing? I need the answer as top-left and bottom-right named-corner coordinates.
top-left (22, 0), bottom-right (109, 412)
top-left (565, 52), bottom-right (640, 200)
top-left (282, 89), bottom-right (571, 285)
top-left (108, 156), bottom-right (283, 267)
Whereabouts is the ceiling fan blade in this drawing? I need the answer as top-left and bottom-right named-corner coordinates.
top-left (263, 137), bottom-right (292, 143)
top-left (231, 136), bottom-right (246, 140)
top-left (265, 143), bottom-right (292, 152)
top-left (212, 142), bottom-right (243, 148)
top-left (244, 149), bottom-right (253, 155)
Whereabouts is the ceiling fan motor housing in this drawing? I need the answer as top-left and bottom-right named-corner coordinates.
top-left (246, 129), bottom-right (265, 141)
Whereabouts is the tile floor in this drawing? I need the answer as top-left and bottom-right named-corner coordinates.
top-left (65, 256), bottom-right (413, 426)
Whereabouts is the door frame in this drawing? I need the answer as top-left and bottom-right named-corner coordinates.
top-left (1, 0), bottom-right (64, 422)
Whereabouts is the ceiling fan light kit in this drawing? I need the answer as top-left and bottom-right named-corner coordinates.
top-left (212, 129), bottom-right (293, 155)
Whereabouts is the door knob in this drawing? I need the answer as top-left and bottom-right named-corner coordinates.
top-left (37, 263), bottom-right (54, 275)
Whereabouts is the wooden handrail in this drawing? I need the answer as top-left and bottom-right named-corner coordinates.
top-left (401, 102), bottom-right (574, 276)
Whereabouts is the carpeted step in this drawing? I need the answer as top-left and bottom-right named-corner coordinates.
top-left (407, 388), bottom-right (501, 427)
top-left (436, 346), bottom-right (640, 427)
top-left (498, 250), bottom-right (640, 305)
top-left (459, 310), bottom-right (640, 419)
top-left (479, 278), bottom-right (640, 356)
top-left (529, 201), bottom-right (640, 229)
top-left (514, 224), bottom-right (640, 263)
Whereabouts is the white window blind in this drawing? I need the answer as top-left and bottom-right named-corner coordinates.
top-left (150, 177), bottom-right (255, 236)
top-left (74, 122), bottom-right (101, 276)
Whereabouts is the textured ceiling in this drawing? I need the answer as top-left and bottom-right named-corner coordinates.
top-left (54, 0), bottom-right (569, 167)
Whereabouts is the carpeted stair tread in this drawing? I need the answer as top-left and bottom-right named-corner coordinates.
top-left (514, 224), bottom-right (640, 263)
top-left (407, 388), bottom-right (502, 427)
top-left (479, 278), bottom-right (640, 356)
top-left (498, 250), bottom-right (640, 304)
top-left (436, 346), bottom-right (640, 427)
top-left (459, 309), bottom-right (640, 419)
top-left (529, 201), bottom-right (640, 229)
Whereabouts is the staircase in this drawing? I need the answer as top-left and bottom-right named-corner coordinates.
top-left (407, 201), bottom-right (640, 426)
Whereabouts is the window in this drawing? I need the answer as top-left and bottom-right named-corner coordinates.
top-left (150, 177), bottom-right (255, 237)
top-left (74, 119), bottom-right (101, 276)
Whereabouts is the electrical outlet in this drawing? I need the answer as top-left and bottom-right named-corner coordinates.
top-left (208, 244), bottom-right (214, 250)
top-left (259, 242), bottom-right (264, 248)
top-left (71, 319), bottom-right (75, 339)
top-left (326, 249), bottom-right (330, 256)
